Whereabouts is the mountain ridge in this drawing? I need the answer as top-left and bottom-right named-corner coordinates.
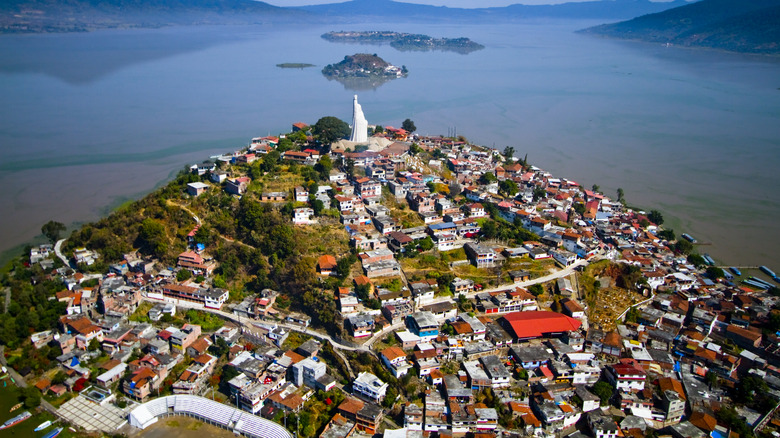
top-left (0, 0), bottom-right (690, 34)
top-left (580, 0), bottom-right (780, 55)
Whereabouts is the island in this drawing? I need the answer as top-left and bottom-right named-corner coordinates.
top-left (276, 63), bottom-right (316, 69)
top-left (1, 103), bottom-right (778, 438)
top-left (321, 53), bottom-right (407, 91)
top-left (322, 30), bottom-right (485, 54)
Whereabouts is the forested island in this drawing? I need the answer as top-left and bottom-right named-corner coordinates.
top-left (321, 53), bottom-right (407, 79)
top-left (322, 31), bottom-right (484, 54)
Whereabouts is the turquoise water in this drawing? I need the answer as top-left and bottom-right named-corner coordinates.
top-left (0, 21), bottom-right (779, 267)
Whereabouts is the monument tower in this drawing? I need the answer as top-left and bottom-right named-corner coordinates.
top-left (349, 95), bottom-right (368, 143)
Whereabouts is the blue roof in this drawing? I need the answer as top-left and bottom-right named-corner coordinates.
top-left (429, 222), bottom-right (457, 230)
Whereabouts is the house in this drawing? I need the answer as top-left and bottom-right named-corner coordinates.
top-left (260, 192), bottom-right (287, 202)
top-left (293, 208), bottom-right (315, 225)
top-left (318, 255), bottom-right (337, 276)
top-left (186, 182), bottom-right (209, 196)
top-left (225, 177), bottom-right (251, 195)
top-left (464, 242), bottom-right (497, 268)
top-left (353, 371), bottom-right (388, 403)
top-left (407, 312), bottom-right (439, 340)
top-left (560, 298), bottom-right (585, 319)
top-left (338, 397), bottom-right (384, 435)
top-left (348, 314), bottom-right (375, 338)
top-left (123, 367), bottom-right (160, 400)
top-left (606, 359), bottom-right (646, 391)
top-left (294, 186), bottom-right (309, 202)
top-left (381, 346), bottom-right (411, 378)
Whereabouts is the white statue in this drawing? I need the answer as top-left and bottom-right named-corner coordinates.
top-left (349, 95), bottom-right (368, 143)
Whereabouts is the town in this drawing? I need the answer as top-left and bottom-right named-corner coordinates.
top-left (2, 97), bottom-right (780, 438)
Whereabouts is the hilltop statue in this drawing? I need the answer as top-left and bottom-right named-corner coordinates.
top-left (349, 95), bottom-right (368, 143)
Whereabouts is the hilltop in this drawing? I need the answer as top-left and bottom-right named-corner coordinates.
top-left (580, 0), bottom-right (780, 55)
top-left (322, 53), bottom-right (407, 79)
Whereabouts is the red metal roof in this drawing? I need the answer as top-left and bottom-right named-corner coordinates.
top-left (502, 311), bottom-right (581, 339)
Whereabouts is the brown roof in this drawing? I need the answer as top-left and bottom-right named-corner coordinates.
top-left (603, 331), bottom-right (623, 348)
top-left (101, 359), bottom-right (122, 371)
top-left (338, 396), bottom-right (365, 416)
top-left (283, 350), bottom-right (306, 364)
top-left (657, 377), bottom-right (687, 401)
top-left (318, 255), bottom-right (337, 270)
top-left (689, 411), bottom-right (717, 432)
top-left (381, 346), bottom-right (406, 362)
top-left (189, 337), bottom-right (211, 354)
top-left (34, 378), bottom-right (51, 391)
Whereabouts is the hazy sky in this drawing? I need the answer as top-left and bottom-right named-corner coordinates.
top-left (264, 0), bottom-right (626, 7)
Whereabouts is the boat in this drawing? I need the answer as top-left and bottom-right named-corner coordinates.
top-left (760, 266), bottom-right (777, 278)
top-left (42, 427), bottom-right (63, 438)
top-left (0, 411), bottom-right (32, 429)
top-left (702, 254), bottom-right (715, 266)
top-left (681, 233), bottom-right (697, 243)
top-left (9, 402), bottom-right (22, 412)
top-left (730, 267), bottom-right (742, 276)
top-left (35, 420), bottom-right (52, 431)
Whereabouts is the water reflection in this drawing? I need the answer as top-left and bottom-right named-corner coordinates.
top-left (0, 27), bottom-right (241, 84)
top-left (323, 74), bottom-right (400, 91)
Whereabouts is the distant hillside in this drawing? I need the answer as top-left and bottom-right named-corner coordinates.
top-left (0, 0), bottom-right (305, 33)
top-left (0, 0), bottom-right (692, 34)
top-left (581, 0), bottom-right (780, 55)
top-left (297, 0), bottom-right (690, 22)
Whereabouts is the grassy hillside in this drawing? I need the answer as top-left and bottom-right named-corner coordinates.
top-left (581, 0), bottom-right (780, 55)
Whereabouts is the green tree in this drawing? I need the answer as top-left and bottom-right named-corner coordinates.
top-left (409, 143), bottom-right (423, 156)
top-left (503, 146), bottom-right (515, 164)
top-left (658, 228), bottom-right (675, 241)
top-left (374, 125), bottom-right (384, 134)
top-left (88, 337), bottom-right (101, 352)
top-left (138, 218), bottom-right (168, 258)
top-left (648, 210), bottom-right (664, 225)
top-left (314, 155), bottom-right (333, 181)
top-left (479, 172), bottom-right (496, 185)
top-left (418, 236), bottom-right (434, 252)
top-left (687, 253), bottom-right (706, 268)
top-left (617, 188), bottom-right (625, 203)
top-left (591, 184), bottom-right (600, 193)
top-left (706, 266), bottom-right (724, 279)
top-left (591, 381), bottom-right (614, 406)
top-left (673, 238), bottom-right (694, 255)
top-left (41, 220), bottom-right (66, 243)
top-left (499, 179), bottom-right (519, 197)
top-left (177, 269), bottom-right (192, 282)
top-left (401, 118), bottom-right (416, 133)
top-left (344, 158), bottom-right (355, 178)
top-left (312, 116), bottom-right (350, 145)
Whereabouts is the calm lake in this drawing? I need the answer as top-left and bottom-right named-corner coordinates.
top-left (1, 20), bottom-right (779, 269)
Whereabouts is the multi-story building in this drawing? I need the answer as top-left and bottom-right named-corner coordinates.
top-left (606, 359), bottom-right (646, 392)
top-left (464, 242), bottom-right (497, 268)
top-left (353, 371), bottom-right (388, 403)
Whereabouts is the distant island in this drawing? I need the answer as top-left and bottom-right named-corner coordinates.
top-left (277, 63), bottom-right (316, 69)
top-left (322, 30), bottom-right (485, 54)
top-left (322, 53), bottom-right (407, 79)
top-left (580, 0), bottom-right (780, 55)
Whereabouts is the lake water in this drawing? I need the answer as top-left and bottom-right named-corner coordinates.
top-left (1, 20), bottom-right (779, 269)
